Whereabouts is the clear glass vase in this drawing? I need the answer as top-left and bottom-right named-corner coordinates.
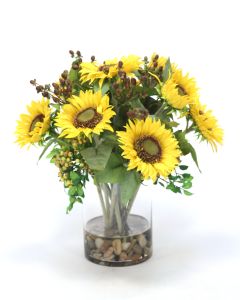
top-left (83, 182), bottom-right (152, 266)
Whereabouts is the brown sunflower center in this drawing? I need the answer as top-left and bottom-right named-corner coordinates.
top-left (74, 108), bottom-right (102, 129)
top-left (176, 84), bottom-right (187, 96)
top-left (29, 114), bottom-right (44, 132)
top-left (134, 136), bottom-right (161, 163)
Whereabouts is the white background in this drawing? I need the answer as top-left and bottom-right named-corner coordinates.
top-left (0, 0), bottom-right (240, 299)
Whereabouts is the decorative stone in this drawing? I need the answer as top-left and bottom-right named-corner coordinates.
top-left (92, 252), bottom-right (102, 259)
top-left (144, 247), bottom-right (152, 256)
top-left (119, 252), bottom-right (128, 261)
top-left (137, 234), bottom-right (147, 248)
top-left (133, 244), bottom-right (143, 255)
top-left (112, 239), bottom-right (122, 255)
top-left (86, 236), bottom-right (96, 250)
top-left (122, 242), bottom-right (131, 251)
top-left (127, 239), bottom-right (137, 254)
top-left (100, 240), bottom-right (112, 253)
top-left (131, 254), bottom-right (141, 261)
top-left (103, 254), bottom-right (115, 261)
top-left (95, 238), bottom-right (104, 249)
top-left (103, 246), bottom-right (114, 258)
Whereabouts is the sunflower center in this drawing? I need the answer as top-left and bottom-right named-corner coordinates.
top-left (74, 108), bottom-right (102, 129)
top-left (176, 84), bottom-right (187, 96)
top-left (135, 136), bottom-right (161, 163)
top-left (29, 114), bottom-right (44, 132)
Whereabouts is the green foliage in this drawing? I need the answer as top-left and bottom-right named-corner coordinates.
top-left (175, 130), bottom-right (201, 171)
top-left (101, 81), bottom-right (110, 95)
top-left (24, 52), bottom-right (215, 215)
top-left (95, 153), bottom-right (141, 205)
top-left (38, 139), bottom-right (55, 161)
top-left (94, 153), bottom-right (125, 183)
top-left (69, 68), bottom-right (79, 82)
top-left (120, 170), bottom-right (141, 205)
top-left (162, 58), bottom-right (172, 82)
top-left (80, 142), bottom-right (113, 171)
top-left (158, 168), bottom-right (194, 196)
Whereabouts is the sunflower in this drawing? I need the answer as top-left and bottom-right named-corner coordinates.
top-left (55, 90), bottom-right (115, 139)
top-left (190, 101), bottom-right (223, 151)
top-left (120, 55), bottom-right (142, 76)
top-left (80, 59), bottom-right (118, 87)
top-left (15, 99), bottom-right (51, 148)
top-left (117, 117), bottom-right (181, 182)
top-left (161, 68), bottom-right (198, 109)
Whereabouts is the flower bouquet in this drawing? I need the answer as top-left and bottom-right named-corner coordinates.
top-left (16, 51), bottom-right (223, 266)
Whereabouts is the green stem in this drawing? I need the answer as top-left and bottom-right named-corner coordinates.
top-left (96, 185), bottom-right (108, 225)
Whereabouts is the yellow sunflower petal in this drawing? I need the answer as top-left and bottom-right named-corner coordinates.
top-left (55, 90), bottom-right (115, 139)
top-left (117, 117), bottom-right (181, 182)
top-left (15, 98), bottom-right (51, 148)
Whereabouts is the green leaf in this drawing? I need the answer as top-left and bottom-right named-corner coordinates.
top-left (70, 171), bottom-right (82, 185)
top-left (68, 186), bottom-right (78, 196)
top-left (175, 131), bottom-right (201, 171)
top-left (93, 81), bottom-right (100, 92)
top-left (80, 142), bottom-right (113, 171)
top-left (162, 58), bottom-right (172, 82)
top-left (166, 182), bottom-right (181, 193)
top-left (179, 165), bottom-right (188, 170)
top-left (69, 68), bottom-right (79, 82)
top-left (50, 103), bottom-right (60, 110)
top-left (101, 132), bottom-right (118, 146)
top-left (120, 171), bottom-right (141, 205)
top-left (38, 139), bottom-right (55, 161)
top-left (46, 148), bottom-right (60, 159)
top-left (94, 153), bottom-right (125, 183)
top-left (130, 98), bottom-right (145, 109)
top-left (182, 173), bottom-right (193, 179)
top-left (94, 154), bottom-right (141, 205)
top-left (101, 81), bottom-right (110, 95)
top-left (183, 190), bottom-right (193, 196)
top-left (182, 181), bottom-right (192, 189)
top-left (54, 138), bottom-right (71, 148)
top-left (77, 185), bottom-right (84, 197)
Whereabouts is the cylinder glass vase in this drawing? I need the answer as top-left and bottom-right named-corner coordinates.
top-left (83, 182), bottom-right (152, 266)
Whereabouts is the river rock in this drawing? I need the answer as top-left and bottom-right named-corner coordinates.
top-left (86, 235), bottom-right (95, 249)
top-left (103, 246), bottom-right (114, 258)
top-left (127, 239), bottom-right (137, 254)
top-left (131, 254), bottom-right (141, 261)
top-left (133, 244), bottom-right (143, 255)
top-left (122, 242), bottom-right (131, 251)
top-left (119, 251), bottom-right (128, 261)
top-left (92, 252), bottom-right (102, 259)
top-left (103, 254), bottom-right (115, 261)
top-left (137, 234), bottom-right (147, 248)
top-left (112, 239), bottom-right (122, 255)
top-left (95, 238), bottom-right (104, 249)
top-left (144, 247), bottom-right (152, 256)
top-left (100, 240), bottom-right (112, 253)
